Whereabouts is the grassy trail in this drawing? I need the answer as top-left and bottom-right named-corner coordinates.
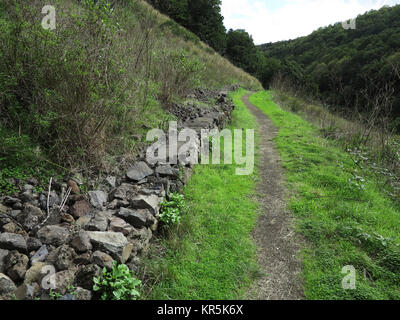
top-left (144, 89), bottom-right (260, 299)
top-left (251, 91), bottom-right (400, 300)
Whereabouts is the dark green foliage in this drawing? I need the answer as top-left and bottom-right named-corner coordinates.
top-left (225, 29), bottom-right (262, 77)
top-left (259, 4), bottom-right (400, 124)
top-left (93, 261), bottom-right (142, 300)
top-left (147, 0), bottom-right (227, 54)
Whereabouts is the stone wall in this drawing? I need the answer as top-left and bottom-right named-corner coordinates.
top-left (0, 87), bottom-right (236, 300)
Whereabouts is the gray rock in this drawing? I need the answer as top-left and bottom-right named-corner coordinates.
top-left (20, 190), bottom-right (34, 203)
top-left (22, 184), bottom-right (34, 192)
top-left (8, 210), bottom-right (21, 219)
top-left (85, 211), bottom-right (109, 232)
top-left (48, 245), bottom-right (77, 271)
top-left (156, 164), bottom-right (177, 177)
top-left (91, 251), bottom-right (114, 270)
top-left (30, 245), bottom-right (49, 265)
top-left (109, 217), bottom-right (134, 236)
top-left (76, 264), bottom-right (101, 290)
top-left (110, 183), bottom-right (135, 201)
top-left (107, 199), bottom-right (130, 210)
top-left (0, 273), bottom-right (17, 298)
top-left (24, 262), bottom-right (51, 285)
top-left (4, 251), bottom-right (29, 282)
top-left (75, 287), bottom-right (92, 300)
top-left (128, 227), bottom-right (153, 254)
top-left (73, 252), bottom-right (92, 266)
top-left (126, 161), bottom-right (153, 182)
top-left (75, 215), bottom-right (92, 228)
top-left (117, 207), bottom-right (155, 228)
top-left (70, 199), bottom-right (92, 218)
top-left (39, 191), bottom-right (60, 210)
top-left (12, 202), bottom-right (23, 210)
top-left (86, 231), bottom-right (132, 263)
top-left (17, 204), bottom-right (44, 231)
top-left (0, 233), bottom-right (27, 252)
top-left (52, 269), bottom-right (76, 295)
top-left (129, 194), bottom-right (162, 215)
top-left (1, 222), bottom-right (17, 233)
top-left (59, 293), bottom-right (75, 300)
top-left (0, 249), bottom-right (9, 273)
top-left (0, 204), bottom-right (9, 214)
top-left (88, 191), bottom-right (108, 210)
top-left (27, 237), bottom-right (42, 252)
top-left (70, 231), bottom-right (92, 253)
top-left (0, 212), bottom-right (11, 226)
top-left (105, 176), bottom-right (116, 188)
top-left (15, 283), bottom-right (38, 300)
top-left (3, 196), bottom-right (20, 206)
top-left (36, 225), bottom-right (69, 247)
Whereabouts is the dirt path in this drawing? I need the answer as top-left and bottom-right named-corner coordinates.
top-left (242, 93), bottom-right (304, 300)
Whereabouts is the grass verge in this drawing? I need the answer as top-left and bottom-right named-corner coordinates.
top-left (142, 89), bottom-right (260, 299)
top-left (250, 91), bottom-right (400, 300)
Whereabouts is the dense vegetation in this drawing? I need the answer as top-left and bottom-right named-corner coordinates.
top-left (259, 5), bottom-right (400, 131)
top-left (0, 0), bottom-right (261, 192)
top-left (151, 1), bottom-right (400, 132)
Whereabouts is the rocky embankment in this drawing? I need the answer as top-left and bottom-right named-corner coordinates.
top-left (0, 87), bottom-right (237, 300)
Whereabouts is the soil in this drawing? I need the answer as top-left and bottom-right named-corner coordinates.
top-left (242, 93), bottom-right (304, 300)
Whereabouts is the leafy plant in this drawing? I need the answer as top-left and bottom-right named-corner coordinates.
top-left (159, 192), bottom-right (185, 225)
top-left (93, 261), bottom-right (142, 300)
top-left (49, 289), bottom-right (63, 300)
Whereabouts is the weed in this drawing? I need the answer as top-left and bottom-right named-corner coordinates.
top-left (159, 193), bottom-right (185, 226)
top-left (93, 261), bottom-right (142, 300)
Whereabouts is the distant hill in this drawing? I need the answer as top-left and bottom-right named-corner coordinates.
top-left (259, 4), bottom-right (400, 122)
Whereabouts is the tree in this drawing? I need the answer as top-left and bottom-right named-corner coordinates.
top-left (226, 29), bottom-right (261, 76)
top-left (187, 0), bottom-right (226, 53)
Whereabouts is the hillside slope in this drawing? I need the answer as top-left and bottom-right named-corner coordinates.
top-left (0, 0), bottom-right (261, 193)
top-left (259, 4), bottom-right (400, 123)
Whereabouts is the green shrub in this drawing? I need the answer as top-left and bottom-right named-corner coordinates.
top-left (159, 192), bottom-right (185, 225)
top-left (93, 261), bottom-right (142, 300)
top-left (156, 48), bottom-right (205, 104)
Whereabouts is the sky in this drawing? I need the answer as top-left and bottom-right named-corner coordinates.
top-left (221, 0), bottom-right (400, 44)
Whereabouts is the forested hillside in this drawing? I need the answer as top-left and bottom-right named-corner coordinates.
top-left (259, 4), bottom-right (400, 130)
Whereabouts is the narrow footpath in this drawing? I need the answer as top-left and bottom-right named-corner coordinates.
top-left (242, 93), bottom-right (304, 300)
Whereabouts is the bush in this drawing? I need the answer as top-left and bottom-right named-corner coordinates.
top-left (156, 48), bottom-right (205, 104)
top-left (0, 0), bottom-right (260, 174)
top-left (93, 261), bottom-right (142, 300)
top-left (159, 192), bottom-right (185, 225)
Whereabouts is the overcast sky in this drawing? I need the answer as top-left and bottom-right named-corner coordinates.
top-left (221, 0), bottom-right (400, 44)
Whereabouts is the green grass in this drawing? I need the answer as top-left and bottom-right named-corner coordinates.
top-left (143, 89), bottom-right (260, 299)
top-left (250, 91), bottom-right (400, 300)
